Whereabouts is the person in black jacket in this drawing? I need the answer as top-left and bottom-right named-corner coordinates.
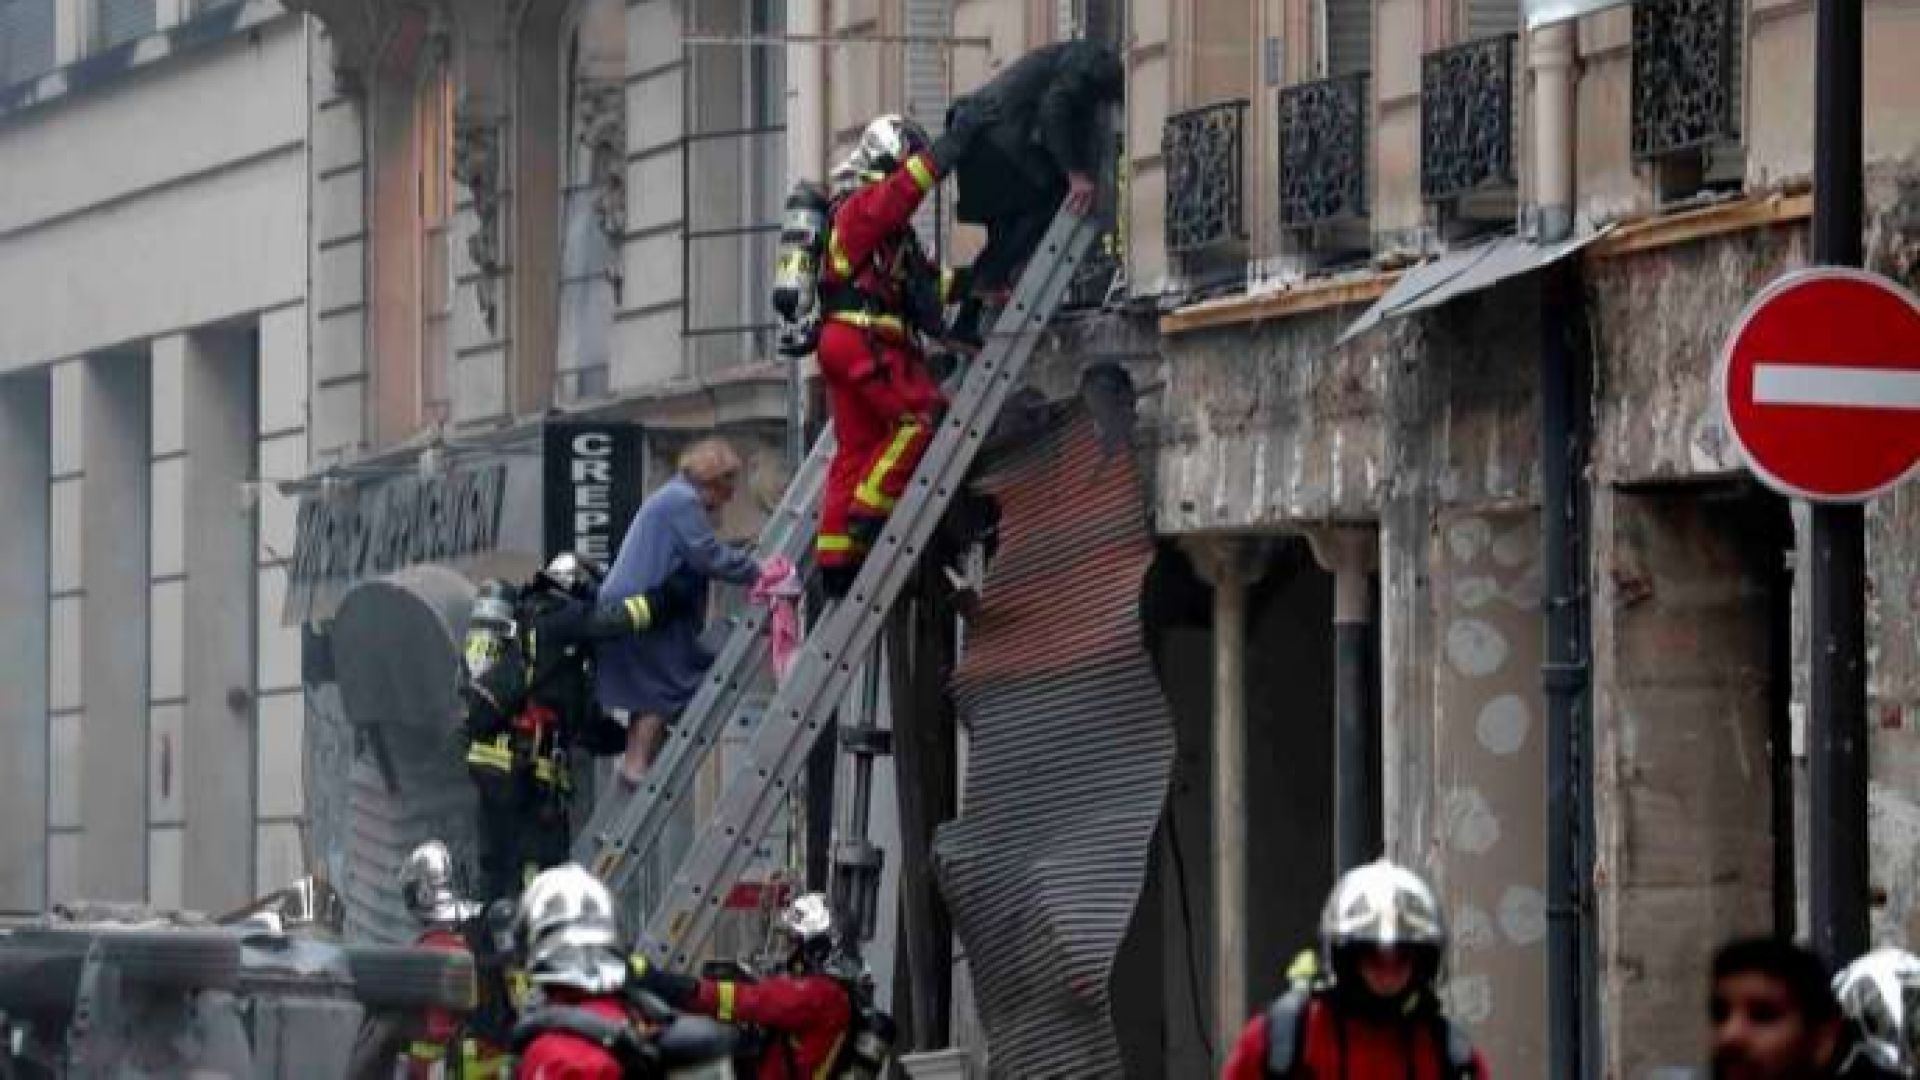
top-left (945, 40), bottom-right (1124, 348)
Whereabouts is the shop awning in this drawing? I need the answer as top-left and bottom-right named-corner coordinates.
top-left (1335, 227), bottom-right (1612, 346)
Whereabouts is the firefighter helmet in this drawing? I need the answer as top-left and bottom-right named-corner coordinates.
top-left (539, 552), bottom-right (604, 597)
top-left (399, 841), bottom-right (475, 926)
top-left (517, 863), bottom-right (628, 994)
top-left (832, 114), bottom-right (932, 192)
top-left (1319, 859), bottom-right (1448, 1007)
top-left (1834, 948), bottom-right (1920, 1077)
top-left (779, 892), bottom-right (836, 944)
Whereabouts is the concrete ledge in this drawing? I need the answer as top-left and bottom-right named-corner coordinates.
top-left (1159, 272), bottom-right (1401, 336)
top-left (1586, 191), bottom-right (1814, 259)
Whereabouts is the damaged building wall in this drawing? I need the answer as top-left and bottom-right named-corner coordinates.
top-left (1150, 277), bottom-right (1550, 1071)
top-left (1585, 162), bottom-right (1920, 1068)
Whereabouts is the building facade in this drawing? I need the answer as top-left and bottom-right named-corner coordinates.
top-left (0, 0), bottom-right (313, 918)
top-left (802, 0), bottom-right (1920, 1075)
top-left (277, 0), bottom-right (806, 939)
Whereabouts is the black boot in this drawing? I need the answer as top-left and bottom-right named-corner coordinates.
top-left (947, 298), bottom-right (986, 352)
top-left (821, 565), bottom-right (858, 601)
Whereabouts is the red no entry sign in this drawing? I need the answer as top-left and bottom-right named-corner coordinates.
top-left (1717, 267), bottom-right (1920, 502)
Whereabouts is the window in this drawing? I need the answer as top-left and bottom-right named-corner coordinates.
top-left (684, 0), bottom-right (786, 378)
top-left (0, 0), bottom-right (55, 86)
top-left (555, 0), bottom-right (628, 405)
top-left (95, 0), bottom-right (156, 51)
top-left (417, 64), bottom-right (453, 428)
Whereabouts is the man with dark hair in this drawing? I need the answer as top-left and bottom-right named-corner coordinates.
top-left (1710, 936), bottom-right (1870, 1080)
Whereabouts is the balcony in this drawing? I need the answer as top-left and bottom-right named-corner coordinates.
top-left (1279, 73), bottom-right (1369, 228)
top-left (1163, 100), bottom-right (1249, 255)
top-left (1421, 34), bottom-right (1518, 203)
top-left (1632, 0), bottom-right (1740, 158)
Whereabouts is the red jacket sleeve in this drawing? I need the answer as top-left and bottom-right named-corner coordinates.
top-left (1221, 1014), bottom-right (1271, 1080)
top-left (692, 974), bottom-right (851, 1035)
top-left (825, 153), bottom-right (939, 282)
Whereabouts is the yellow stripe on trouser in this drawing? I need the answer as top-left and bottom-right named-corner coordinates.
top-left (623, 594), bottom-right (653, 630)
top-left (717, 981), bottom-right (738, 1023)
top-left (854, 421), bottom-right (923, 514)
top-left (828, 231), bottom-right (852, 277)
top-left (407, 1042), bottom-right (446, 1061)
top-left (816, 534), bottom-right (861, 553)
top-left (464, 1039), bottom-right (509, 1079)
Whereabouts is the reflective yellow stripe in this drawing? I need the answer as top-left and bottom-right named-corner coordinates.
top-left (407, 1042), bottom-right (446, 1061)
top-left (825, 310), bottom-right (907, 336)
top-left (827, 230), bottom-right (852, 277)
top-left (855, 421), bottom-right (922, 512)
top-left (717, 981), bottom-right (738, 1023)
top-left (939, 267), bottom-right (957, 304)
top-left (813, 1031), bottom-right (849, 1080)
top-left (816, 534), bottom-right (855, 553)
top-left (629, 954), bottom-right (650, 977)
top-left (463, 1039), bottom-right (509, 1078)
top-left (905, 155), bottom-right (935, 191)
top-left (623, 594), bottom-right (653, 630)
top-left (466, 737), bottom-right (513, 772)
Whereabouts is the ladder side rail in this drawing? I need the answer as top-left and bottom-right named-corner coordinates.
top-left (639, 211), bottom-right (1098, 966)
top-left (577, 431), bottom-right (834, 888)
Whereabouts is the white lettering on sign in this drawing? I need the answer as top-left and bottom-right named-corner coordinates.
top-left (568, 432), bottom-right (620, 560)
top-left (1754, 364), bottom-right (1920, 410)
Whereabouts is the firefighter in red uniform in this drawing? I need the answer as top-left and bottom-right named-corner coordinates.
top-left (634, 892), bottom-right (854, 1079)
top-left (510, 864), bottom-right (649, 1079)
top-left (811, 106), bottom-right (995, 599)
top-left (393, 841), bottom-right (512, 1079)
top-left (1223, 860), bottom-right (1490, 1080)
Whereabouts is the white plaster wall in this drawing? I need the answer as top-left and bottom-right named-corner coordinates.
top-left (0, 15), bottom-right (308, 374)
top-left (0, 16), bottom-right (307, 236)
top-left (0, 149), bottom-right (306, 372)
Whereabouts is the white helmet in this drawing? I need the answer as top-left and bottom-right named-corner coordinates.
top-left (780, 893), bottom-right (835, 944)
top-left (1319, 860), bottom-right (1447, 1006)
top-left (1834, 948), bottom-right (1920, 1077)
top-left (1320, 859), bottom-right (1447, 952)
top-left (399, 841), bottom-right (477, 926)
top-left (832, 114), bottom-right (931, 193)
top-left (540, 552), bottom-right (604, 596)
top-left (517, 864), bottom-right (629, 994)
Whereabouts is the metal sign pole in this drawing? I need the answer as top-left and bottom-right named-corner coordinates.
top-left (1808, 0), bottom-right (1869, 963)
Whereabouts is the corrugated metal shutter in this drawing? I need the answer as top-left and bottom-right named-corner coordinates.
top-left (0, 0), bottom-right (56, 87)
top-left (1325, 0), bottom-right (1370, 78)
top-left (1466, 0), bottom-right (1520, 45)
top-left (95, 0), bottom-right (156, 50)
top-left (933, 395), bottom-right (1177, 1077)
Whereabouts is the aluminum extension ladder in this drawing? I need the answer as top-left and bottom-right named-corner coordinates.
top-left (578, 206), bottom-right (1099, 968)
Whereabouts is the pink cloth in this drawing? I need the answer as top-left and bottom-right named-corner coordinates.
top-left (751, 556), bottom-right (804, 682)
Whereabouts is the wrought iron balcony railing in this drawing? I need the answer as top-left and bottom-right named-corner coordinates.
top-left (1421, 34), bottom-right (1518, 202)
top-left (1279, 73), bottom-right (1369, 228)
top-left (1632, 0), bottom-right (1740, 158)
top-left (1163, 99), bottom-right (1249, 255)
